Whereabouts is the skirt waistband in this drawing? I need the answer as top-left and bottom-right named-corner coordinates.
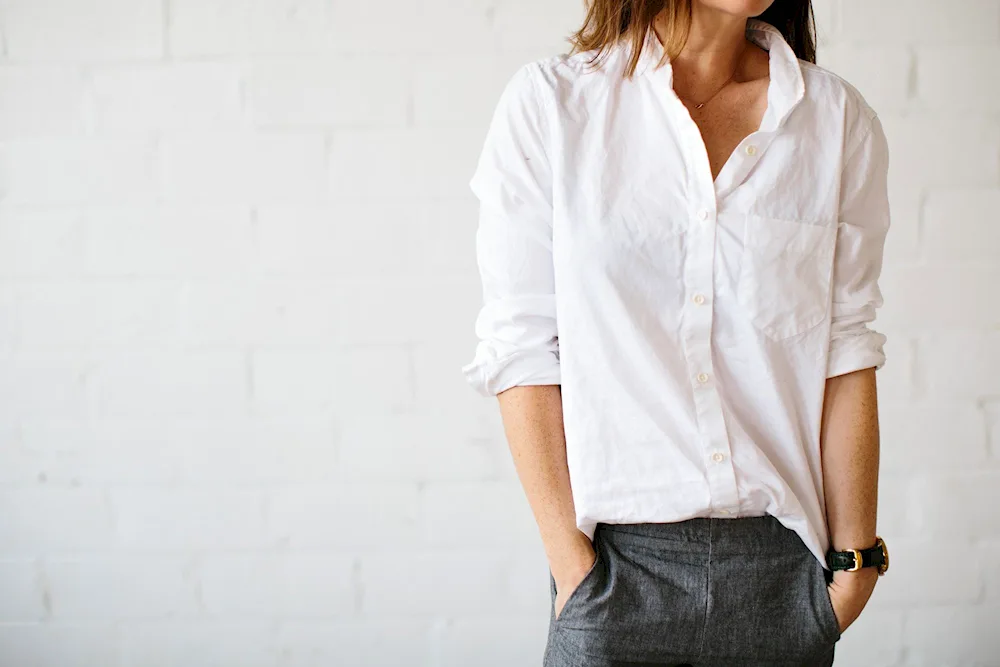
top-left (596, 514), bottom-right (808, 555)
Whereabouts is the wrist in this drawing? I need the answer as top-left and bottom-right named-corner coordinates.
top-left (831, 565), bottom-right (879, 589)
top-left (547, 530), bottom-right (596, 580)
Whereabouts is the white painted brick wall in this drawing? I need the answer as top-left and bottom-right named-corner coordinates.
top-left (0, 0), bottom-right (997, 665)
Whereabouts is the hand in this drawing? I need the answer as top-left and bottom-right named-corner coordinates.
top-left (552, 546), bottom-right (597, 620)
top-left (826, 566), bottom-right (879, 634)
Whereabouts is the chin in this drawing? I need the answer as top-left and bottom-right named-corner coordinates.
top-left (695, 0), bottom-right (776, 18)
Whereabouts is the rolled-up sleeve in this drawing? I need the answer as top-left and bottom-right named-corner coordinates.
top-left (826, 113), bottom-right (891, 379)
top-left (461, 63), bottom-right (560, 397)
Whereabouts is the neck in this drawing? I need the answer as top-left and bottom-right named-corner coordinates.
top-left (656, 6), bottom-right (749, 88)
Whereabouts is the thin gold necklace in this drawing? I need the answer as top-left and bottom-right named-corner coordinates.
top-left (680, 44), bottom-right (746, 110)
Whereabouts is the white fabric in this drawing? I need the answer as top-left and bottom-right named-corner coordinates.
top-left (461, 19), bottom-right (890, 571)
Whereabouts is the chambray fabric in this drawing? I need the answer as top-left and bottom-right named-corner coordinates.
top-left (544, 515), bottom-right (841, 666)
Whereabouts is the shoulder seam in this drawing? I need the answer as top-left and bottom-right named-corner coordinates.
top-left (843, 119), bottom-right (874, 168)
top-left (518, 61), bottom-right (556, 198)
top-left (799, 60), bottom-right (878, 121)
top-left (521, 61), bottom-right (553, 160)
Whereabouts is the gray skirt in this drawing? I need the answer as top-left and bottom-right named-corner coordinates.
top-left (545, 514), bottom-right (841, 667)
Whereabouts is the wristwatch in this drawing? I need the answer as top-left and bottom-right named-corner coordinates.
top-left (826, 535), bottom-right (889, 575)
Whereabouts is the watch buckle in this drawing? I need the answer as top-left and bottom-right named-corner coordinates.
top-left (876, 535), bottom-right (888, 576)
top-left (846, 548), bottom-right (863, 572)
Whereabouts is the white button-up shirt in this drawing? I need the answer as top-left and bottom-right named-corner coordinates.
top-left (461, 19), bottom-right (890, 570)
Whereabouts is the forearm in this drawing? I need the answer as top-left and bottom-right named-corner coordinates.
top-left (496, 384), bottom-right (593, 576)
top-left (820, 366), bottom-right (880, 555)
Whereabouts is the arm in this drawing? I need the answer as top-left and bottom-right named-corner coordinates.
top-left (497, 385), bottom-right (596, 610)
top-left (461, 64), bottom-right (595, 613)
top-left (820, 111), bottom-right (891, 632)
top-left (821, 367), bottom-right (880, 630)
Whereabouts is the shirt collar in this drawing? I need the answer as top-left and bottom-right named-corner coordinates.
top-left (635, 18), bottom-right (806, 131)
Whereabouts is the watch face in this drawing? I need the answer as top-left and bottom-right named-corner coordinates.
top-left (878, 536), bottom-right (889, 574)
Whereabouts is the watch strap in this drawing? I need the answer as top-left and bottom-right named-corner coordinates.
top-left (826, 536), bottom-right (888, 574)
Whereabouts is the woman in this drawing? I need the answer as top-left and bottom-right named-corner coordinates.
top-left (462, 1), bottom-right (890, 665)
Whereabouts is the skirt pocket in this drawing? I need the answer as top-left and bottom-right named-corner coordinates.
top-left (553, 539), bottom-right (603, 623)
top-left (815, 559), bottom-right (843, 643)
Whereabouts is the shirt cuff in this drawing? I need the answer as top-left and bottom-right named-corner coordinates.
top-left (826, 329), bottom-right (887, 378)
top-left (462, 348), bottom-right (561, 397)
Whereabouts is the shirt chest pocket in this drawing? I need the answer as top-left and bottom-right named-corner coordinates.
top-left (737, 216), bottom-right (838, 341)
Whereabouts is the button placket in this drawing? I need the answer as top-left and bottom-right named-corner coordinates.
top-left (696, 134), bottom-right (771, 518)
top-left (680, 201), bottom-right (740, 515)
top-left (673, 108), bottom-right (741, 517)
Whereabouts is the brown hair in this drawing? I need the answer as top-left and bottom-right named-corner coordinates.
top-left (568, 1), bottom-right (817, 78)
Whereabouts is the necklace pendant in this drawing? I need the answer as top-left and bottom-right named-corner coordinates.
top-left (695, 103), bottom-right (704, 109)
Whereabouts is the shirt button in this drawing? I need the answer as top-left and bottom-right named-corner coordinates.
top-left (711, 452), bottom-right (726, 463)
top-left (697, 372), bottom-right (710, 384)
top-left (697, 209), bottom-right (709, 221)
top-left (692, 293), bottom-right (706, 305)
top-left (745, 144), bottom-right (757, 156)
